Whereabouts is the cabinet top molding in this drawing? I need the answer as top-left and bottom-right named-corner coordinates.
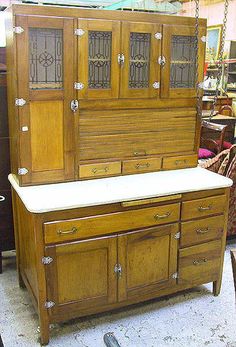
top-left (6, 4), bottom-right (207, 27)
top-left (8, 168), bottom-right (232, 214)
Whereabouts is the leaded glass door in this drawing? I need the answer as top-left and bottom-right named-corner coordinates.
top-left (120, 22), bottom-right (161, 99)
top-left (161, 25), bottom-right (206, 98)
top-left (77, 19), bottom-right (120, 99)
top-left (15, 15), bottom-right (75, 185)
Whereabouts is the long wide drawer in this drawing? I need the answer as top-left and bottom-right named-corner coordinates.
top-left (44, 203), bottom-right (180, 244)
top-left (178, 240), bottom-right (222, 285)
top-left (181, 195), bottom-right (227, 221)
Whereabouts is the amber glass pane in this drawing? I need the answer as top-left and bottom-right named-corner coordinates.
top-left (170, 35), bottom-right (196, 88)
top-left (88, 31), bottom-right (112, 89)
top-left (29, 28), bottom-right (63, 90)
top-left (129, 32), bottom-right (151, 89)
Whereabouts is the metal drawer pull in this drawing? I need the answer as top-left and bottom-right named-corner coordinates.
top-left (0, 195), bottom-right (6, 202)
top-left (92, 167), bottom-right (109, 174)
top-left (135, 163), bottom-right (150, 169)
top-left (198, 205), bottom-right (212, 212)
top-left (196, 227), bottom-right (209, 234)
top-left (57, 227), bottom-right (78, 235)
top-left (175, 159), bottom-right (187, 165)
top-left (154, 212), bottom-right (171, 220)
top-left (133, 150), bottom-right (146, 156)
top-left (193, 258), bottom-right (208, 266)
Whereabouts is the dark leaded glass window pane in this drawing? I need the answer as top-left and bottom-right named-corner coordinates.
top-left (170, 35), bottom-right (196, 88)
top-left (129, 32), bottom-right (151, 89)
top-left (29, 28), bottom-right (63, 90)
top-left (88, 31), bottom-right (112, 89)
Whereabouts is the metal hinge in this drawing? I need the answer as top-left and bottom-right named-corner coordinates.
top-left (74, 82), bottom-right (84, 90)
top-left (74, 28), bottom-right (85, 36)
top-left (158, 56), bottom-right (166, 67)
top-left (172, 272), bottom-right (178, 279)
top-left (201, 35), bottom-right (207, 43)
top-left (114, 264), bottom-right (122, 278)
top-left (45, 301), bottom-right (55, 309)
top-left (15, 98), bottom-right (26, 107)
top-left (175, 232), bottom-right (181, 240)
top-left (42, 256), bottom-right (53, 265)
top-left (13, 26), bottom-right (24, 34)
top-left (152, 82), bottom-right (160, 89)
top-left (154, 32), bottom-right (162, 40)
top-left (18, 168), bottom-right (28, 176)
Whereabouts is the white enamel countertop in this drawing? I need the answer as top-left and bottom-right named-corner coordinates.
top-left (9, 167), bottom-right (233, 214)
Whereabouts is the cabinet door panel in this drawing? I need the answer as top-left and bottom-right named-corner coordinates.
top-left (45, 235), bottom-right (117, 318)
top-left (15, 15), bottom-right (75, 185)
top-left (120, 22), bottom-right (161, 99)
top-left (161, 25), bottom-right (206, 98)
top-left (77, 19), bottom-right (120, 99)
top-left (118, 224), bottom-right (178, 302)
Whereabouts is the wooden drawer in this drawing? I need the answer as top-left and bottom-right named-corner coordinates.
top-left (44, 203), bottom-right (180, 244)
top-left (178, 240), bottom-right (222, 285)
top-left (122, 157), bottom-right (161, 175)
top-left (182, 195), bottom-right (226, 221)
top-left (180, 215), bottom-right (224, 247)
top-left (79, 161), bottom-right (121, 178)
top-left (162, 154), bottom-right (197, 170)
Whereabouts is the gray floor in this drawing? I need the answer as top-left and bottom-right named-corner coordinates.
top-left (1, 241), bottom-right (236, 347)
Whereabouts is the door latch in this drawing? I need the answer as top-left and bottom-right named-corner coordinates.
top-left (70, 100), bottom-right (79, 113)
top-left (158, 56), bottom-right (166, 67)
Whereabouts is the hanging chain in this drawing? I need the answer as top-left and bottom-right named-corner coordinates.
top-left (210, 0), bottom-right (229, 118)
top-left (194, 0), bottom-right (201, 121)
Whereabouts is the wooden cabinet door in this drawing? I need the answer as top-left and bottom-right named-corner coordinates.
top-left (77, 19), bottom-right (120, 99)
top-left (117, 224), bottom-right (178, 302)
top-left (15, 15), bottom-right (75, 185)
top-left (120, 22), bottom-right (161, 99)
top-left (45, 235), bottom-right (117, 318)
top-left (161, 25), bottom-right (206, 98)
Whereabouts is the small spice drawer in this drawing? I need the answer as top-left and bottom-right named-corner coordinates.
top-left (44, 203), bottom-right (180, 244)
top-left (122, 157), bottom-right (162, 175)
top-left (181, 195), bottom-right (227, 221)
top-left (79, 161), bottom-right (121, 178)
top-left (178, 239), bottom-right (222, 285)
top-left (180, 215), bottom-right (224, 248)
top-left (162, 154), bottom-right (197, 170)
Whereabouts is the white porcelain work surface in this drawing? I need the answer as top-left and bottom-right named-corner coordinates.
top-left (9, 167), bottom-right (233, 213)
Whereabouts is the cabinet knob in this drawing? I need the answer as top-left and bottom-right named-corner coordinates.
top-left (0, 195), bottom-right (6, 202)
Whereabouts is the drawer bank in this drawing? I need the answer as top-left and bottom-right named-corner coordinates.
top-left (9, 168), bottom-right (232, 345)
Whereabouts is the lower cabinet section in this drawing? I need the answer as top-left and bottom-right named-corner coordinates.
top-left (12, 187), bottom-right (230, 344)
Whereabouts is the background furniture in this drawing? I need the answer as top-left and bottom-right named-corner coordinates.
top-left (199, 145), bottom-right (236, 237)
top-left (0, 50), bottom-right (14, 273)
top-left (10, 168), bottom-right (232, 345)
top-left (6, 4), bottom-right (207, 186)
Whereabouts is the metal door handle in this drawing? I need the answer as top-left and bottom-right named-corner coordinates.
top-left (70, 100), bottom-right (79, 113)
top-left (0, 195), bottom-right (5, 202)
top-left (135, 163), bottom-right (150, 169)
top-left (92, 167), bottom-right (109, 174)
top-left (118, 53), bottom-right (125, 65)
top-left (193, 258), bottom-right (208, 266)
top-left (198, 205), bottom-right (212, 212)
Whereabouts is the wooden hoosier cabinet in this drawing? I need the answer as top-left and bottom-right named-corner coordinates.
top-left (5, 4), bottom-right (207, 186)
top-left (5, 4), bottom-right (233, 346)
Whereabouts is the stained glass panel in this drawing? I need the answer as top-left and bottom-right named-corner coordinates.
top-left (170, 35), bottom-right (196, 88)
top-left (29, 28), bottom-right (63, 90)
top-left (129, 32), bottom-right (151, 89)
top-left (88, 31), bottom-right (112, 89)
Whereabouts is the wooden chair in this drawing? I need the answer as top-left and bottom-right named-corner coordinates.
top-left (199, 120), bottom-right (229, 159)
top-left (230, 250), bottom-right (236, 295)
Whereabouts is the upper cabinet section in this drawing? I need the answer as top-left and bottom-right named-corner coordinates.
top-left (161, 25), bottom-right (206, 99)
top-left (77, 19), bottom-right (120, 99)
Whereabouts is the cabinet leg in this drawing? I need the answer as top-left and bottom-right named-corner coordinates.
top-left (39, 320), bottom-right (50, 346)
top-left (18, 271), bottom-right (26, 289)
top-left (213, 280), bottom-right (221, 296)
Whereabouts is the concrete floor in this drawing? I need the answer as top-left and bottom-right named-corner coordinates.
top-left (1, 240), bottom-right (236, 347)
